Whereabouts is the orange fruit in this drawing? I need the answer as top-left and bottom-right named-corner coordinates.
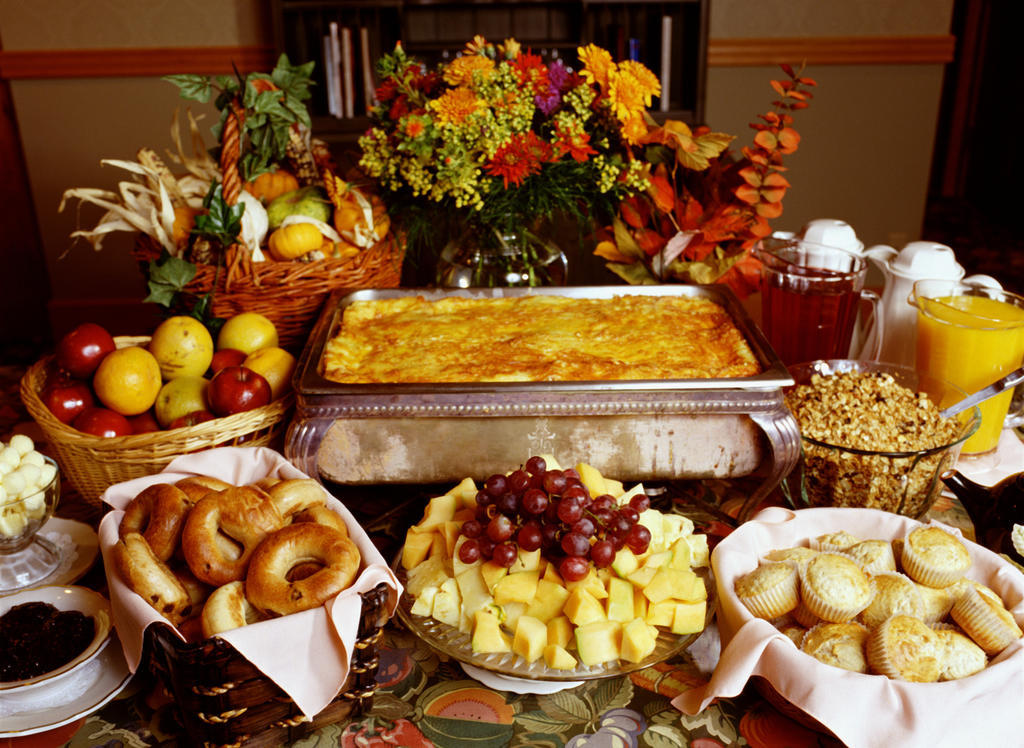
top-left (93, 346), bottom-right (162, 416)
top-left (217, 313), bottom-right (279, 354)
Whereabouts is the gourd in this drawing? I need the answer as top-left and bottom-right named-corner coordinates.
top-left (244, 168), bottom-right (300, 204)
top-left (267, 222), bottom-right (324, 261)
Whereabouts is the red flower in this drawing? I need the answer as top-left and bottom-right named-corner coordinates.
top-left (484, 131), bottom-right (551, 187)
top-left (512, 51), bottom-right (546, 87)
top-left (553, 123), bottom-right (598, 163)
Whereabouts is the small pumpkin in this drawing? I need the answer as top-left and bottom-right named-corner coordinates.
top-left (244, 168), bottom-right (300, 204)
top-left (267, 222), bottom-right (324, 261)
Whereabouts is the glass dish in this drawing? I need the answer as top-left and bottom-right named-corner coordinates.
top-left (393, 557), bottom-right (716, 681)
top-left (0, 456), bottom-right (62, 593)
top-left (782, 359), bottom-right (981, 517)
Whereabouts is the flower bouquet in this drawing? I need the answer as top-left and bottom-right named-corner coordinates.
top-left (358, 36), bottom-right (659, 286)
top-left (60, 55), bottom-right (402, 347)
top-left (593, 65), bottom-right (816, 299)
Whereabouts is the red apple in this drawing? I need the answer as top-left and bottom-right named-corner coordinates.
top-left (209, 348), bottom-right (247, 375)
top-left (72, 406), bottom-right (133, 437)
top-left (207, 366), bottom-right (272, 416)
top-left (56, 322), bottom-right (116, 379)
top-left (128, 410), bottom-right (161, 434)
top-left (168, 410), bottom-right (216, 429)
top-left (41, 377), bottom-right (95, 424)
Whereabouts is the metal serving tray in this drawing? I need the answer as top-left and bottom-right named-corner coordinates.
top-left (286, 285), bottom-right (799, 517)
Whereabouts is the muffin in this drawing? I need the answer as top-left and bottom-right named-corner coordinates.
top-left (950, 583), bottom-right (1024, 655)
top-left (799, 552), bottom-right (873, 623)
top-left (801, 621), bottom-right (870, 673)
top-left (860, 572), bottom-right (924, 629)
top-left (777, 620), bottom-right (808, 646)
top-left (764, 546), bottom-right (818, 569)
top-left (846, 539), bottom-right (897, 574)
top-left (735, 561), bottom-right (800, 619)
top-left (811, 531), bottom-right (861, 553)
top-left (900, 526), bottom-right (972, 588)
top-left (934, 628), bottom-right (988, 680)
top-left (791, 600), bottom-right (821, 628)
top-left (915, 581), bottom-right (957, 623)
top-left (866, 615), bottom-right (942, 682)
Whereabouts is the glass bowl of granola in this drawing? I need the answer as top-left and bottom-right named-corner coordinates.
top-left (782, 360), bottom-right (981, 517)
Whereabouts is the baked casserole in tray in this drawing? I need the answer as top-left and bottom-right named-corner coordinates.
top-left (288, 286), bottom-right (799, 517)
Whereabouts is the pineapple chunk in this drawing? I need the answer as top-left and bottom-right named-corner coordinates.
top-left (472, 609), bottom-right (511, 653)
top-left (410, 586), bottom-right (438, 617)
top-left (406, 555), bottom-right (451, 597)
top-left (455, 566), bottom-right (494, 618)
top-left (687, 534), bottom-right (710, 567)
top-left (543, 643), bottom-right (578, 670)
top-left (430, 578), bottom-right (462, 627)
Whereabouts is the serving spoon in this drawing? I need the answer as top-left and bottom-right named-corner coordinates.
top-left (940, 364), bottom-right (1024, 418)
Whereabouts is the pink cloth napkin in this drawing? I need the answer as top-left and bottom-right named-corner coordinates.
top-left (673, 506), bottom-right (1024, 747)
top-left (98, 446), bottom-right (401, 719)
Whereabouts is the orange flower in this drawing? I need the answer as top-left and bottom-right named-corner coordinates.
top-left (578, 44), bottom-right (614, 90)
top-left (429, 87), bottom-right (481, 125)
top-left (403, 118), bottom-right (426, 138)
top-left (443, 55), bottom-right (495, 87)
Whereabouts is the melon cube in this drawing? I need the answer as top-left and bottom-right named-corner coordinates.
top-left (620, 618), bottom-right (659, 663)
top-left (543, 643), bottom-right (578, 670)
top-left (493, 570), bottom-right (539, 606)
top-left (512, 615), bottom-right (547, 662)
top-left (525, 579), bottom-right (570, 623)
top-left (605, 577), bottom-right (635, 622)
top-left (671, 600), bottom-right (707, 635)
top-left (547, 615), bottom-right (573, 648)
top-left (563, 587), bottom-right (606, 627)
top-left (472, 609), bottom-right (511, 654)
top-left (574, 620), bottom-right (622, 666)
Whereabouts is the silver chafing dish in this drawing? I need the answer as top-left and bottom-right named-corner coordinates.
top-left (286, 285), bottom-right (799, 520)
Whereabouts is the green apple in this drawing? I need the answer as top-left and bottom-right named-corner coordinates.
top-left (266, 186), bottom-right (331, 229)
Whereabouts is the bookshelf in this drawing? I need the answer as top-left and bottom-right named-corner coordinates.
top-left (268, 0), bottom-right (709, 147)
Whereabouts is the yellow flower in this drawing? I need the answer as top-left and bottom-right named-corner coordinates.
top-left (464, 35), bottom-right (490, 56)
top-left (499, 38), bottom-right (521, 58)
top-left (429, 87), bottom-right (482, 125)
top-left (444, 55), bottom-right (495, 86)
top-left (621, 114), bottom-right (648, 146)
top-left (618, 61), bottom-right (661, 107)
top-left (579, 44), bottom-right (614, 90)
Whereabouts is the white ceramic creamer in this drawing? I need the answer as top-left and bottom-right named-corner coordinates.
top-left (859, 240), bottom-right (1000, 366)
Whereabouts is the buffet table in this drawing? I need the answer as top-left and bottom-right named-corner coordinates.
top-left (0, 363), bottom-right (1005, 748)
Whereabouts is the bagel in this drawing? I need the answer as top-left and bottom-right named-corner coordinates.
top-left (201, 580), bottom-right (265, 637)
top-left (182, 485), bottom-right (285, 586)
top-left (173, 564), bottom-right (212, 610)
top-left (177, 614), bottom-right (205, 644)
top-left (113, 532), bottom-right (191, 623)
top-left (175, 475), bottom-right (233, 503)
top-left (253, 476), bottom-right (282, 492)
top-left (246, 523), bottom-right (361, 617)
top-left (119, 483), bottom-right (191, 561)
top-left (291, 503), bottom-right (349, 537)
top-left (268, 479), bottom-right (326, 518)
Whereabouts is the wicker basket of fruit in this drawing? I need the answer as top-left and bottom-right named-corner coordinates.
top-left (62, 55), bottom-right (403, 352)
top-left (20, 315), bottom-right (294, 508)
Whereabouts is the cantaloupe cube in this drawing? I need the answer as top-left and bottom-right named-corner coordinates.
top-left (543, 643), bottom-right (578, 670)
top-left (493, 570), bottom-right (539, 605)
top-left (626, 566), bottom-right (658, 588)
top-left (510, 548), bottom-right (542, 573)
top-left (574, 462), bottom-right (607, 498)
top-left (419, 493), bottom-right (458, 530)
top-left (542, 563), bottom-right (564, 585)
top-left (610, 547), bottom-right (640, 578)
top-left (620, 618), bottom-right (659, 663)
top-left (547, 615), bottom-right (573, 648)
top-left (428, 532), bottom-right (446, 559)
top-left (563, 587), bottom-right (606, 626)
top-left (472, 609), bottom-right (511, 653)
top-left (446, 477), bottom-right (478, 510)
top-left (512, 615), bottom-right (547, 662)
top-left (643, 567), bottom-right (701, 604)
top-left (480, 561), bottom-right (508, 592)
top-left (645, 600), bottom-right (676, 627)
top-left (453, 507), bottom-right (476, 522)
top-left (671, 600), bottom-right (707, 635)
top-left (633, 587), bottom-right (648, 620)
top-left (525, 579), bottom-right (570, 623)
top-left (502, 602), bottom-right (527, 632)
top-left (574, 620), bottom-right (622, 666)
top-left (565, 569), bottom-right (608, 600)
top-left (402, 529), bottom-right (434, 570)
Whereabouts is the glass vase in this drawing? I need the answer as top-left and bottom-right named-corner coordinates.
top-left (435, 223), bottom-right (568, 288)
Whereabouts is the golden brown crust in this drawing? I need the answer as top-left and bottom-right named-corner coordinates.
top-left (268, 478), bottom-right (326, 518)
top-left (119, 483), bottom-right (191, 561)
top-left (201, 580), bottom-right (265, 637)
top-left (866, 615), bottom-right (941, 682)
top-left (114, 532), bottom-right (191, 623)
top-left (182, 485), bottom-right (285, 586)
top-left (801, 621), bottom-right (870, 672)
top-left (174, 475), bottom-right (233, 503)
top-left (321, 295), bottom-right (761, 383)
top-left (292, 503), bottom-right (349, 537)
top-left (246, 523), bottom-right (361, 616)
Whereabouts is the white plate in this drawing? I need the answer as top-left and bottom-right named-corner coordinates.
top-left (460, 662), bottom-right (582, 693)
top-left (0, 517), bottom-right (101, 596)
top-left (0, 632), bottom-right (132, 737)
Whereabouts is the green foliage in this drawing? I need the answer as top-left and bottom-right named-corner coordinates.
top-left (144, 252), bottom-right (196, 307)
top-left (193, 183), bottom-right (244, 248)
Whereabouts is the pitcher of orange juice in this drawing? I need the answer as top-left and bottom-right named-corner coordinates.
top-left (910, 280), bottom-right (1024, 455)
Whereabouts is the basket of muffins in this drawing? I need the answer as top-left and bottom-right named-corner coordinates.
top-left (97, 446), bottom-right (400, 747)
top-left (676, 507), bottom-right (1024, 746)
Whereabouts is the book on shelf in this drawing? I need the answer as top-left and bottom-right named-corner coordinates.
top-left (360, 26), bottom-right (375, 112)
top-left (325, 23), bottom-right (341, 118)
top-left (341, 26), bottom-right (355, 118)
top-left (660, 15), bottom-right (672, 112)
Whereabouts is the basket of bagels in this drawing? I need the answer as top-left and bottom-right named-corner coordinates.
top-left (97, 446), bottom-right (400, 747)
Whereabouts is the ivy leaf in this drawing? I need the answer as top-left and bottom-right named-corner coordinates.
top-left (194, 183), bottom-right (244, 247)
top-left (144, 253), bottom-right (197, 307)
top-left (163, 74), bottom-right (213, 102)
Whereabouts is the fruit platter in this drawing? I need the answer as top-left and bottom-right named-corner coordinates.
top-left (395, 455), bottom-right (715, 680)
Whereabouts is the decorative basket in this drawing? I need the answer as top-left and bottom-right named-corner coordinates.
top-left (144, 582), bottom-right (389, 747)
top-left (19, 336), bottom-right (291, 508)
top-left (133, 233), bottom-right (404, 352)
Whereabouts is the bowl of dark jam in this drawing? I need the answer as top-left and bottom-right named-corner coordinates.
top-left (0, 585), bottom-right (112, 694)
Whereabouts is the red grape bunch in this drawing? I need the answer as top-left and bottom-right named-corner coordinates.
top-left (455, 456), bottom-right (653, 582)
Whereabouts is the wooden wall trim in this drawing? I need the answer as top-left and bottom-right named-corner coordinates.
top-left (708, 35), bottom-right (956, 67)
top-left (0, 35), bottom-right (955, 80)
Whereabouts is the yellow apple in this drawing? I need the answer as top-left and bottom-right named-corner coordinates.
top-left (217, 312), bottom-right (279, 354)
top-left (242, 346), bottom-right (296, 400)
top-left (154, 376), bottom-right (209, 428)
top-left (149, 316), bottom-right (214, 380)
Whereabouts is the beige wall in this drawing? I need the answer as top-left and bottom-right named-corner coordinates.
top-left (1, 0), bottom-right (953, 327)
